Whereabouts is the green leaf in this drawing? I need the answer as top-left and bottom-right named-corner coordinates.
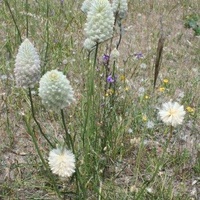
top-left (194, 27), bottom-right (200, 36)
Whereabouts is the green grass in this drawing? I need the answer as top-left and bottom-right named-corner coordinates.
top-left (0, 0), bottom-right (200, 199)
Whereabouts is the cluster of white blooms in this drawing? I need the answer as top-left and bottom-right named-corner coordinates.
top-left (48, 146), bottom-right (75, 177)
top-left (38, 70), bottom-right (75, 110)
top-left (84, 0), bottom-right (114, 43)
top-left (158, 101), bottom-right (186, 127)
top-left (14, 39), bottom-right (41, 88)
top-left (112, 0), bottom-right (128, 19)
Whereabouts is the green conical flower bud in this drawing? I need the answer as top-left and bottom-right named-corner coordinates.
top-left (84, 0), bottom-right (114, 43)
top-left (38, 70), bottom-right (75, 110)
top-left (14, 38), bottom-right (41, 88)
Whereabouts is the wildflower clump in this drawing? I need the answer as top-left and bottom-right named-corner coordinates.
top-left (14, 38), bottom-right (40, 88)
top-left (158, 101), bottom-right (186, 127)
top-left (48, 146), bottom-right (75, 177)
top-left (38, 69), bottom-right (75, 110)
top-left (84, 0), bottom-right (114, 43)
top-left (112, 0), bottom-right (128, 19)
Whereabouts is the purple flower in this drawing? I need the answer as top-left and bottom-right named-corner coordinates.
top-left (107, 75), bottom-right (115, 83)
top-left (134, 52), bottom-right (143, 59)
top-left (103, 54), bottom-right (110, 64)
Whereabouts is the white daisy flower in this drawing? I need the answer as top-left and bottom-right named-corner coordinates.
top-left (158, 101), bottom-right (186, 127)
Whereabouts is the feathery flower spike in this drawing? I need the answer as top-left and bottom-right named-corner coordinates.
top-left (14, 38), bottom-right (40, 88)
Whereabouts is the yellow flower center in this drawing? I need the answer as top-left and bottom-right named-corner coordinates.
top-left (168, 108), bottom-right (177, 116)
top-left (49, 72), bottom-right (58, 81)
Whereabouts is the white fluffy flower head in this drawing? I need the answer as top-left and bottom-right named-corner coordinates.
top-left (48, 146), bottom-right (75, 177)
top-left (84, 0), bottom-right (114, 43)
top-left (112, 0), bottom-right (128, 19)
top-left (14, 38), bottom-right (40, 88)
top-left (158, 101), bottom-right (186, 127)
top-left (39, 69), bottom-right (75, 110)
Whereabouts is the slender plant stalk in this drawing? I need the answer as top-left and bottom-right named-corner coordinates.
top-left (4, 0), bottom-right (22, 43)
top-left (60, 109), bottom-right (73, 151)
top-left (42, 0), bottom-right (50, 74)
top-left (82, 42), bottom-right (99, 147)
top-left (116, 20), bottom-right (123, 50)
top-left (135, 125), bottom-right (174, 199)
top-left (23, 116), bottom-right (61, 198)
top-left (91, 43), bottom-right (99, 147)
top-left (28, 88), bottom-right (54, 148)
top-left (25, 0), bottom-right (29, 38)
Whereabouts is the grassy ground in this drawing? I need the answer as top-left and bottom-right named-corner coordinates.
top-left (0, 0), bottom-right (200, 199)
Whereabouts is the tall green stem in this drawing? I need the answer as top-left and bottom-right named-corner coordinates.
top-left (60, 109), bottom-right (74, 151)
top-left (28, 88), bottom-right (54, 148)
top-left (25, 0), bottom-right (29, 38)
top-left (4, 0), bottom-right (22, 43)
top-left (82, 42), bottom-right (99, 147)
top-left (42, 0), bottom-right (50, 74)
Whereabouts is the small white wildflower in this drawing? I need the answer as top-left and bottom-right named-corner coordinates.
top-left (38, 70), bottom-right (75, 110)
top-left (128, 128), bottom-right (133, 134)
top-left (146, 187), bottom-right (153, 193)
top-left (138, 87), bottom-right (145, 96)
top-left (84, 0), bottom-right (114, 43)
top-left (146, 120), bottom-right (155, 129)
top-left (14, 38), bottom-right (40, 88)
top-left (48, 146), bottom-right (75, 177)
top-left (62, 59), bottom-right (68, 65)
top-left (110, 48), bottom-right (120, 61)
top-left (158, 101), bottom-right (186, 127)
top-left (140, 63), bottom-right (147, 69)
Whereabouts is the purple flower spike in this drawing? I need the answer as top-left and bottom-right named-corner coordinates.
top-left (107, 75), bottom-right (115, 83)
top-left (134, 52), bottom-right (143, 59)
